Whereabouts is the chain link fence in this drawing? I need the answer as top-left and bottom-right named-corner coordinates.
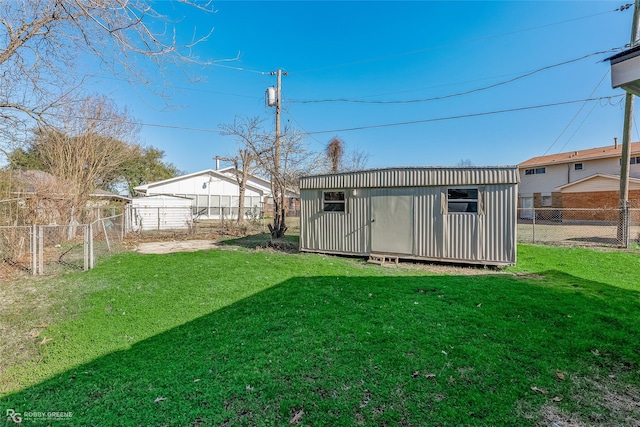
top-left (3, 207), bottom-right (636, 276)
top-left (0, 226), bottom-right (34, 275)
top-left (0, 215), bottom-right (125, 276)
top-left (518, 208), bottom-right (640, 247)
top-left (125, 205), bottom-right (300, 238)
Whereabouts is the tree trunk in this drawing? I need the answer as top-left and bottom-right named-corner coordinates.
top-left (268, 183), bottom-right (287, 239)
top-left (237, 178), bottom-right (246, 224)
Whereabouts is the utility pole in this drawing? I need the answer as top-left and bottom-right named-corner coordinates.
top-left (619, 0), bottom-right (640, 247)
top-left (268, 69), bottom-right (288, 238)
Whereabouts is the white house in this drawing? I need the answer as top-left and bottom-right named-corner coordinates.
top-left (133, 167), bottom-right (299, 220)
top-left (518, 141), bottom-right (640, 218)
top-left (133, 168), bottom-right (269, 220)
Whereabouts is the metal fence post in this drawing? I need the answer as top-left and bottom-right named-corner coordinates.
top-left (101, 219), bottom-right (111, 252)
top-left (623, 203), bottom-right (630, 248)
top-left (31, 224), bottom-right (37, 275)
top-left (89, 223), bottom-right (94, 269)
top-left (38, 226), bottom-right (44, 275)
top-left (532, 208), bottom-right (536, 244)
top-left (83, 224), bottom-right (89, 271)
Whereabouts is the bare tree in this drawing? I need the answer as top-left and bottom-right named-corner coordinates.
top-left (30, 96), bottom-right (139, 222)
top-left (343, 146), bottom-right (370, 172)
top-left (327, 137), bottom-right (344, 173)
top-left (264, 125), bottom-right (317, 237)
top-left (0, 0), bottom-right (216, 154)
top-left (221, 116), bottom-right (316, 238)
top-left (320, 137), bottom-right (369, 173)
top-left (219, 116), bottom-right (264, 224)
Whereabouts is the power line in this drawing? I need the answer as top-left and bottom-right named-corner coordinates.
top-left (554, 70), bottom-right (610, 152)
top-left (543, 70), bottom-right (611, 156)
top-left (39, 96), bottom-right (624, 136)
top-left (519, 73), bottom-right (611, 188)
top-left (290, 50), bottom-right (623, 105)
top-left (303, 96), bottom-right (624, 135)
top-left (293, 7), bottom-right (622, 75)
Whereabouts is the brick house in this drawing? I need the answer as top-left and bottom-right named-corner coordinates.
top-left (518, 142), bottom-right (640, 219)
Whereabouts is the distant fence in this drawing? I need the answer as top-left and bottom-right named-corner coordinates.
top-left (0, 215), bottom-right (124, 276)
top-left (4, 207), bottom-right (636, 276)
top-left (518, 208), bottom-right (640, 247)
top-left (125, 205), bottom-right (300, 236)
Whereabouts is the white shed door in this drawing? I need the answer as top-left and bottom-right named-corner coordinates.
top-left (371, 194), bottom-right (413, 254)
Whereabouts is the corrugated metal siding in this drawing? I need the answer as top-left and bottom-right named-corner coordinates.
top-left (482, 185), bottom-right (517, 264)
top-left (444, 214), bottom-right (479, 261)
top-left (299, 167), bottom-right (518, 265)
top-left (300, 190), bottom-right (370, 255)
top-left (300, 167), bottom-right (518, 190)
top-left (413, 187), bottom-right (442, 259)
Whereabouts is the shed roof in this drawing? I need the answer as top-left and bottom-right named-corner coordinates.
top-left (300, 166), bottom-right (519, 190)
top-left (519, 142), bottom-right (640, 168)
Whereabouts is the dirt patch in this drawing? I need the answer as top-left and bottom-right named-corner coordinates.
top-left (539, 404), bottom-right (586, 427)
top-left (134, 240), bottom-right (220, 255)
top-left (391, 260), bottom-right (510, 276)
top-left (526, 375), bottom-right (640, 427)
top-left (258, 240), bottom-right (299, 253)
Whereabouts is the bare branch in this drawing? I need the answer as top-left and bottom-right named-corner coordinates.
top-left (0, 0), bottom-right (220, 154)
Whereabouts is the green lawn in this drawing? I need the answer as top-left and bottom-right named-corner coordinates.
top-left (1, 244), bottom-right (639, 426)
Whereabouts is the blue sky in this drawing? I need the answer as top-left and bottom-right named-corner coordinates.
top-left (93, 1), bottom-right (634, 174)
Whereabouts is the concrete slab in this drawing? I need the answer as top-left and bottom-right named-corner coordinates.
top-left (135, 240), bottom-right (219, 255)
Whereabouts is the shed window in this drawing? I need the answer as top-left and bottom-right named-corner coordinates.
top-left (447, 188), bottom-right (478, 213)
top-left (323, 191), bottom-right (345, 212)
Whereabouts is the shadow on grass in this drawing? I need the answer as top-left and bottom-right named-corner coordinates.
top-left (1, 271), bottom-right (639, 426)
top-left (220, 233), bottom-right (300, 252)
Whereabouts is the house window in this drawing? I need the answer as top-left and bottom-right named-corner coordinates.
top-left (447, 188), bottom-right (478, 213)
top-left (631, 156), bottom-right (640, 164)
top-left (574, 163), bottom-right (583, 171)
top-left (323, 191), bottom-right (345, 212)
top-left (541, 195), bottom-right (552, 207)
top-left (525, 168), bottom-right (546, 175)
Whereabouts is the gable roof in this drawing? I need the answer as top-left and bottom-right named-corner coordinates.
top-left (556, 173), bottom-right (640, 192)
top-left (133, 169), bottom-right (267, 195)
top-left (519, 142), bottom-right (640, 168)
top-left (216, 166), bottom-right (273, 192)
top-left (90, 189), bottom-right (131, 203)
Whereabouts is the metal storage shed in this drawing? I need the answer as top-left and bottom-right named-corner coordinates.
top-left (299, 166), bottom-right (519, 266)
